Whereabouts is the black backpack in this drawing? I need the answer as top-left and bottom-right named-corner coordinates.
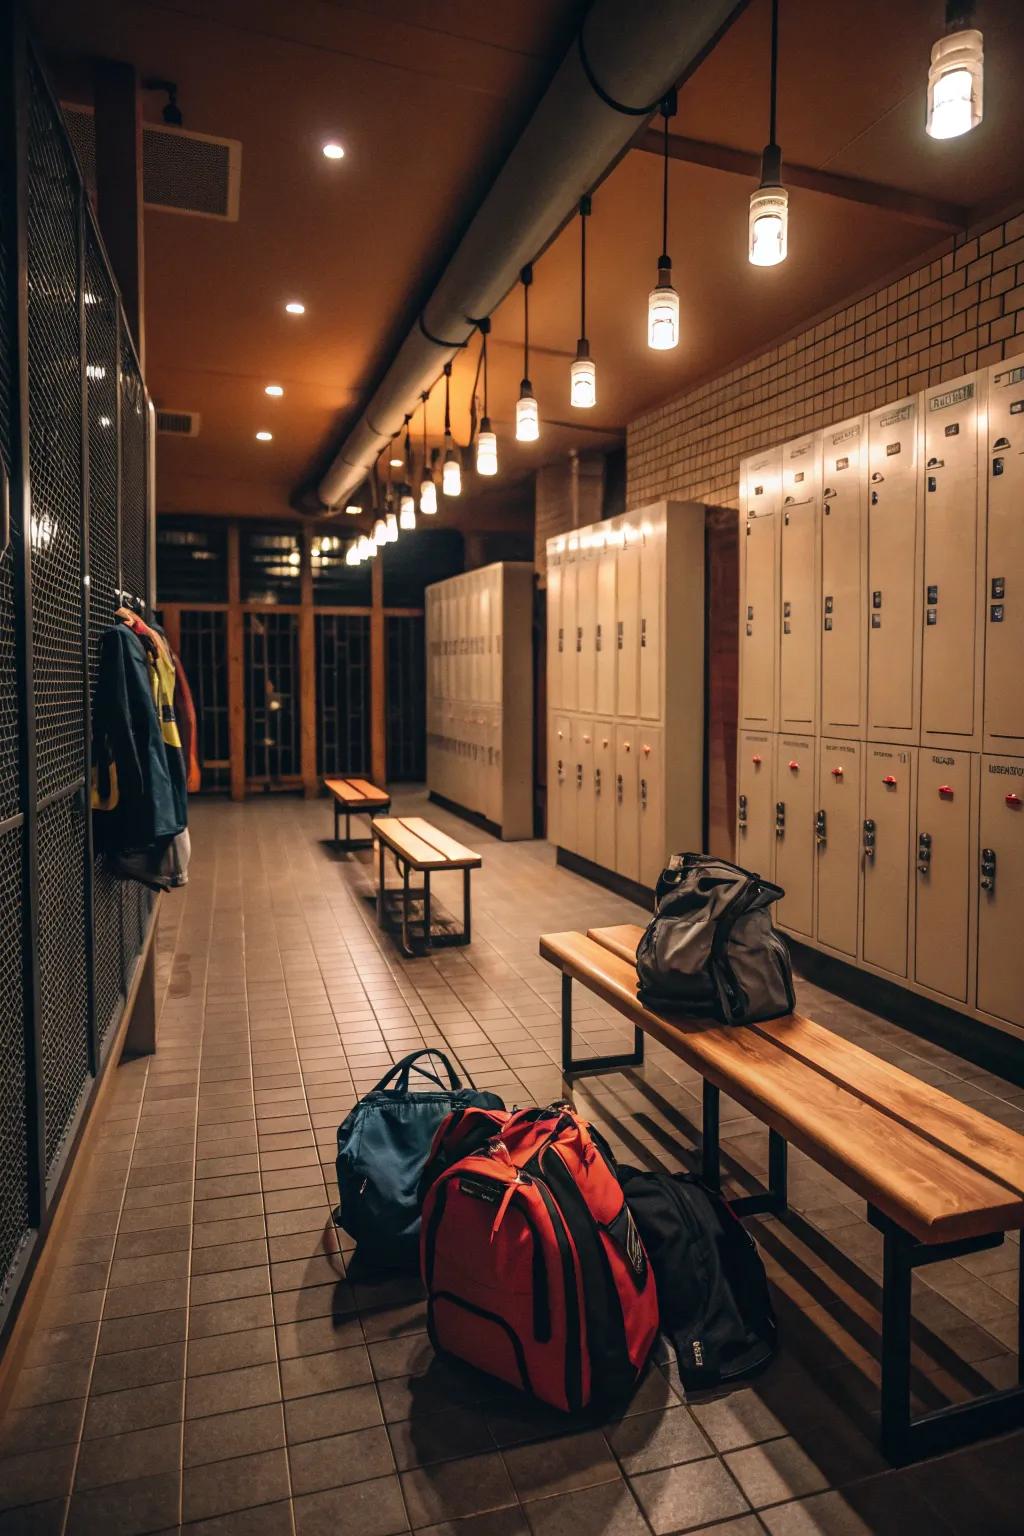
top-left (635, 853), bottom-right (794, 1024)
top-left (618, 1167), bottom-right (777, 1390)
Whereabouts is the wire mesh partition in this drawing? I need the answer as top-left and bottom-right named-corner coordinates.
top-left (386, 614), bottom-right (426, 781)
top-left (179, 609), bottom-right (230, 792)
top-left (245, 610), bottom-right (300, 786)
top-left (0, 27), bottom-right (157, 1335)
top-left (316, 612), bottom-right (371, 778)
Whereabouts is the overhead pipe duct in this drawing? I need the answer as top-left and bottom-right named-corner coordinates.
top-left (314, 0), bottom-right (746, 512)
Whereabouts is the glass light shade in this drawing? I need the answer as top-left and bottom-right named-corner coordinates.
top-left (385, 511), bottom-right (399, 542)
top-left (345, 542), bottom-right (360, 565)
top-left (442, 446), bottom-right (462, 496)
top-left (476, 418), bottom-right (498, 476)
top-left (748, 185), bottom-right (789, 267)
top-left (373, 518), bottom-right (387, 547)
top-left (419, 475), bottom-right (437, 514)
top-left (399, 495), bottom-right (416, 531)
top-left (515, 385), bottom-right (539, 442)
top-left (647, 281), bottom-right (680, 350)
top-left (570, 344), bottom-right (596, 409)
top-left (927, 29), bottom-right (983, 138)
top-left (360, 535), bottom-right (375, 559)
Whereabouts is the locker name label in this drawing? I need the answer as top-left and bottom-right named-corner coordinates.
top-left (886, 442), bottom-right (901, 455)
top-left (931, 755), bottom-right (955, 765)
top-left (880, 404), bottom-right (914, 427)
top-left (930, 383), bottom-right (974, 410)
top-left (989, 763), bottom-right (1024, 776)
top-left (831, 425), bottom-right (861, 445)
top-left (995, 364), bottom-right (1024, 386)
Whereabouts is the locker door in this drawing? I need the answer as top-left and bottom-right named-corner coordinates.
top-left (593, 724), bottom-right (616, 872)
top-left (815, 739), bottom-right (862, 958)
top-left (984, 361), bottom-right (1024, 751)
top-left (596, 542), bottom-right (617, 717)
top-left (867, 396), bottom-right (922, 743)
top-left (736, 731), bottom-right (774, 881)
top-left (862, 746), bottom-right (914, 979)
top-left (547, 552), bottom-right (562, 712)
top-left (550, 715), bottom-right (573, 849)
top-left (469, 578), bottom-right (481, 703)
top-left (739, 449), bottom-right (781, 730)
top-left (820, 418), bottom-right (867, 736)
top-left (779, 433), bottom-right (821, 732)
top-left (639, 727), bottom-right (665, 889)
top-left (639, 520), bottom-right (663, 721)
top-left (773, 734), bottom-right (816, 938)
top-left (480, 575), bottom-right (493, 704)
top-left (615, 724), bottom-right (639, 882)
top-left (575, 720), bottom-right (595, 862)
top-left (976, 755), bottom-right (1024, 1029)
top-left (577, 549), bottom-right (598, 715)
top-left (616, 532), bottom-right (641, 719)
top-left (914, 749), bottom-right (973, 1003)
top-left (562, 544), bottom-right (579, 713)
top-left (921, 373), bottom-right (984, 747)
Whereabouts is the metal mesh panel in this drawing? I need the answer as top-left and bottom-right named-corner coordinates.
top-left (245, 611), bottom-right (300, 784)
top-left (179, 609), bottom-right (229, 791)
top-left (386, 615), bottom-right (425, 781)
top-left (37, 793), bottom-right (89, 1173)
top-left (26, 60), bottom-right (84, 804)
top-left (119, 339), bottom-right (147, 600)
top-left (0, 101), bottom-right (18, 825)
top-left (316, 613), bottom-right (370, 777)
top-left (0, 826), bottom-right (28, 1292)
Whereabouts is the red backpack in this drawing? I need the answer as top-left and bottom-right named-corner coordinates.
top-left (419, 1103), bottom-right (659, 1413)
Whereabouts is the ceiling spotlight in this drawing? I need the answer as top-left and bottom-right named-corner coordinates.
top-left (648, 94), bottom-right (680, 348)
top-left (322, 141), bottom-right (345, 160)
top-left (265, 384), bottom-right (284, 397)
top-left (749, 0), bottom-right (788, 267)
top-left (285, 301), bottom-right (305, 315)
top-left (570, 196), bottom-right (596, 408)
top-left (143, 77), bottom-right (182, 127)
top-left (516, 266), bottom-right (540, 441)
top-left (927, 2), bottom-right (983, 139)
top-left (256, 430), bottom-right (273, 441)
top-left (345, 503), bottom-right (362, 515)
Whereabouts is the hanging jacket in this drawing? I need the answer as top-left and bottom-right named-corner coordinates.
top-left (119, 614), bottom-right (189, 833)
top-left (171, 649), bottom-right (201, 793)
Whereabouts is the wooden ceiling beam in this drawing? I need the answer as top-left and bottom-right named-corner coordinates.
top-left (633, 128), bottom-right (968, 233)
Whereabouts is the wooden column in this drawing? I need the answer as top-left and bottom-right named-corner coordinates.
top-left (299, 527), bottom-right (318, 796)
top-left (226, 522), bottom-right (245, 801)
top-left (161, 603), bottom-right (181, 656)
top-left (92, 58), bottom-right (145, 369)
top-left (370, 554), bottom-right (386, 785)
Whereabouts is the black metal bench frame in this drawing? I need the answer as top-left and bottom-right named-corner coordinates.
top-left (376, 837), bottom-right (474, 959)
top-left (332, 791), bottom-right (390, 852)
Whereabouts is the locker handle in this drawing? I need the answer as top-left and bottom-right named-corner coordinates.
top-left (926, 457), bottom-right (944, 469)
top-left (938, 785), bottom-right (954, 798)
top-left (788, 760), bottom-right (800, 772)
top-left (882, 775), bottom-right (897, 787)
top-left (640, 778), bottom-right (648, 807)
top-left (1007, 793), bottom-right (1022, 808)
top-left (993, 436), bottom-right (1010, 451)
top-left (616, 774), bottom-right (623, 803)
top-left (870, 471), bottom-right (884, 483)
top-left (831, 765), bottom-right (844, 778)
top-left (595, 768), bottom-right (601, 791)
top-left (751, 754), bottom-right (762, 766)
top-left (576, 764), bottom-right (583, 788)
top-left (980, 847), bottom-right (996, 893)
top-left (823, 487), bottom-right (837, 500)
top-left (642, 744), bottom-right (651, 755)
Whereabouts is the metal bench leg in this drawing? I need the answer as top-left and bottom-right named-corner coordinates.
top-left (769, 1130), bottom-right (788, 1211)
top-left (880, 1222), bottom-right (914, 1464)
top-left (423, 872), bottom-right (432, 950)
top-left (346, 808), bottom-right (352, 847)
top-left (401, 860), bottom-right (414, 957)
top-left (560, 969), bottom-right (645, 1079)
top-left (462, 867), bottom-right (472, 944)
top-left (701, 1080), bottom-right (721, 1191)
top-left (334, 801), bottom-right (340, 850)
top-left (376, 837), bottom-right (385, 926)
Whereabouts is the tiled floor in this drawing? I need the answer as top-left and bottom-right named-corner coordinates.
top-left (0, 788), bottom-right (1021, 1536)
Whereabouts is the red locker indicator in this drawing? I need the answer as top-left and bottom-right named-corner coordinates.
top-left (882, 775), bottom-right (897, 787)
top-left (1007, 793), bottom-right (1022, 808)
top-left (752, 754), bottom-right (762, 765)
top-left (938, 785), bottom-right (954, 799)
top-left (831, 766), bottom-right (844, 778)
top-left (788, 760), bottom-right (800, 772)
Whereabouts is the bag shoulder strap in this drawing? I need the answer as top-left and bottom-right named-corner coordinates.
top-left (370, 1048), bottom-right (464, 1096)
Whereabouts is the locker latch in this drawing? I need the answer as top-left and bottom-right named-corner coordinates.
top-left (991, 578), bottom-right (1005, 600)
top-left (576, 626), bottom-right (583, 653)
top-left (815, 809), bottom-right (827, 847)
top-left (617, 621), bottom-right (624, 650)
top-left (576, 763), bottom-right (583, 788)
top-left (882, 774), bottom-right (897, 788)
top-left (1007, 793), bottom-right (1022, 808)
top-left (775, 801), bottom-right (785, 838)
top-left (616, 774), bottom-right (623, 804)
top-left (980, 847), bottom-right (997, 893)
top-left (641, 778), bottom-right (648, 808)
top-left (831, 765), bottom-right (843, 779)
top-left (863, 818), bottom-right (876, 859)
top-left (595, 768), bottom-right (601, 793)
top-left (640, 618), bottom-right (647, 649)
top-left (558, 626), bottom-right (564, 654)
top-left (738, 793), bottom-right (748, 827)
top-left (557, 758), bottom-right (564, 782)
top-left (596, 623), bottom-right (602, 651)
top-left (752, 754), bottom-right (763, 766)
top-left (917, 831), bottom-right (932, 874)
top-left (938, 784), bottom-right (954, 799)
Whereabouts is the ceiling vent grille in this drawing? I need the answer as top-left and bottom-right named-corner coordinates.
top-left (62, 104), bottom-right (241, 222)
top-left (156, 409), bottom-right (201, 437)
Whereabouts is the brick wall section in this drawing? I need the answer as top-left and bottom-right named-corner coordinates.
top-left (626, 207), bottom-right (1024, 511)
top-left (534, 452), bottom-right (605, 582)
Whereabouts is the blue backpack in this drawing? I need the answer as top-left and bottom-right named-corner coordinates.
top-left (334, 1049), bottom-right (504, 1270)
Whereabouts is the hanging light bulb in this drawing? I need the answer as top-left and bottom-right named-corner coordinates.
top-left (373, 517), bottom-right (387, 547)
top-left (749, 1), bottom-right (788, 267)
top-left (399, 487), bottom-right (416, 529)
top-left (385, 510), bottom-right (399, 542)
top-left (927, 3), bottom-right (983, 139)
top-left (346, 541), bottom-right (360, 566)
top-left (648, 94), bottom-right (680, 349)
top-left (418, 391), bottom-right (437, 512)
top-left (474, 318), bottom-right (498, 476)
top-left (515, 265), bottom-right (540, 441)
top-left (570, 195), bottom-right (596, 408)
top-left (361, 533), bottom-right (376, 559)
top-left (441, 361), bottom-right (461, 495)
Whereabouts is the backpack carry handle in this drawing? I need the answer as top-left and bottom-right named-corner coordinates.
top-left (373, 1048), bottom-right (465, 1096)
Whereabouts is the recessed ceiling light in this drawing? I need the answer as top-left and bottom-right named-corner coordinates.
top-left (265, 383), bottom-right (284, 397)
top-left (256, 430), bottom-right (273, 441)
top-left (285, 301), bottom-right (305, 315)
top-left (322, 142), bottom-right (345, 160)
top-left (389, 456), bottom-right (403, 468)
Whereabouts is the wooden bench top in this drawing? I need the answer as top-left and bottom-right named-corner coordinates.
top-left (373, 816), bottom-right (482, 871)
top-left (540, 926), bottom-right (1024, 1245)
top-left (324, 777), bottom-right (391, 808)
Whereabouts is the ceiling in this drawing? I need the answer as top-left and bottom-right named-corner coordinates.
top-left (34, 0), bottom-right (1024, 529)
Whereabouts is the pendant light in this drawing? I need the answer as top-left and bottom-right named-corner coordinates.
top-left (475, 319), bottom-right (498, 476)
top-left (346, 540), bottom-right (360, 566)
top-left (361, 533), bottom-right (375, 560)
top-left (570, 195), bottom-right (596, 408)
top-left (419, 391), bottom-right (437, 513)
top-left (515, 265), bottom-right (539, 441)
top-left (647, 92), bottom-right (679, 350)
top-left (372, 517), bottom-right (387, 547)
top-left (385, 510), bottom-right (399, 542)
top-left (927, 1), bottom-right (983, 139)
top-left (749, 0), bottom-right (788, 268)
top-left (441, 362), bottom-right (461, 496)
top-left (399, 416), bottom-right (416, 528)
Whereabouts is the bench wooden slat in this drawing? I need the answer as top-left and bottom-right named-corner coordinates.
top-left (324, 776), bottom-right (390, 808)
top-left (398, 817), bottom-right (481, 868)
top-left (588, 922), bottom-right (1024, 1204)
top-left (542, 930), bottom-right (1024, 1242)
top-left (343, 777), bottom-right (391, 805)
top-left (372, 817), bottom-right (454, 867)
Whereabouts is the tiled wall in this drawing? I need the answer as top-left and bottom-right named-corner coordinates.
top-left (626, 206), bottom-right (1024, 511)
top-left (534, 452), bottom-right (605, 582)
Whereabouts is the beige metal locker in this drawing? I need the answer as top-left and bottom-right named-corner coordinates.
top-left (815, 738), bottom-right (862, 958)
top-left (615, 724), bottom-right (640, 883)
top-left (574, 720), bottom-right (596, 863)
top-left (639, 727), bottom-right (665, 889)
top-left (547, 548), bottom-right (563, 713)
top-left (984, 360), bottom-right (1024, 752)
top-left (867, 396), bottom-right (923, 744)
top-left (820, 417), bottom-right (867, 737)
top-left (577, 546), bottom-right (598, 716)
top-left (736, 731), bottom-right (774, 881)
top-left (593, 724), bottom-right (616, 873)
top-left (779, 433), bottom-right (821, 733)
top-left (920, 372), bottom-right (985, 750)
top-left (976, 754), bottom-right (1024, 1029)
top-left (862, 745), bottom-right (915, 979)
top-left (914, 748), bottom-right (974, 1003)
top-left (550, 715), bottom-right (573, 852)
top-left (596, 540), bottom-right (617, 717)
top-left (773, 733), bottom-right (816, 938)
top-left (561, 540), bottom-right (579, 714)
top-left (639, 519), bottom-right (663, 721)
top-left (739, 448), bottom-right (781, 730)
top-left (615, 531), bottom-right (641, 720)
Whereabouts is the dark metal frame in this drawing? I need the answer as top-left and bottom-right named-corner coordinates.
top-left (375, 833), bottom-right (475, 958)
top-left (560, 973), bottom-right (645, 1077)
top-left (331, 790), bottom-right (390, 853)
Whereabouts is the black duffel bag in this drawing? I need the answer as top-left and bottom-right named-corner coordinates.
top-left (635, 853), bottom-right (794, 1024)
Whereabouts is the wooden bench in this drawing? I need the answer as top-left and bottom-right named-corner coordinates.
top-left (324, 777), bottom-right (391, 851)
top-left (372, 817), bottom-right (482, 957)
top-left (540, 922), bottom-right (1024, 1465)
